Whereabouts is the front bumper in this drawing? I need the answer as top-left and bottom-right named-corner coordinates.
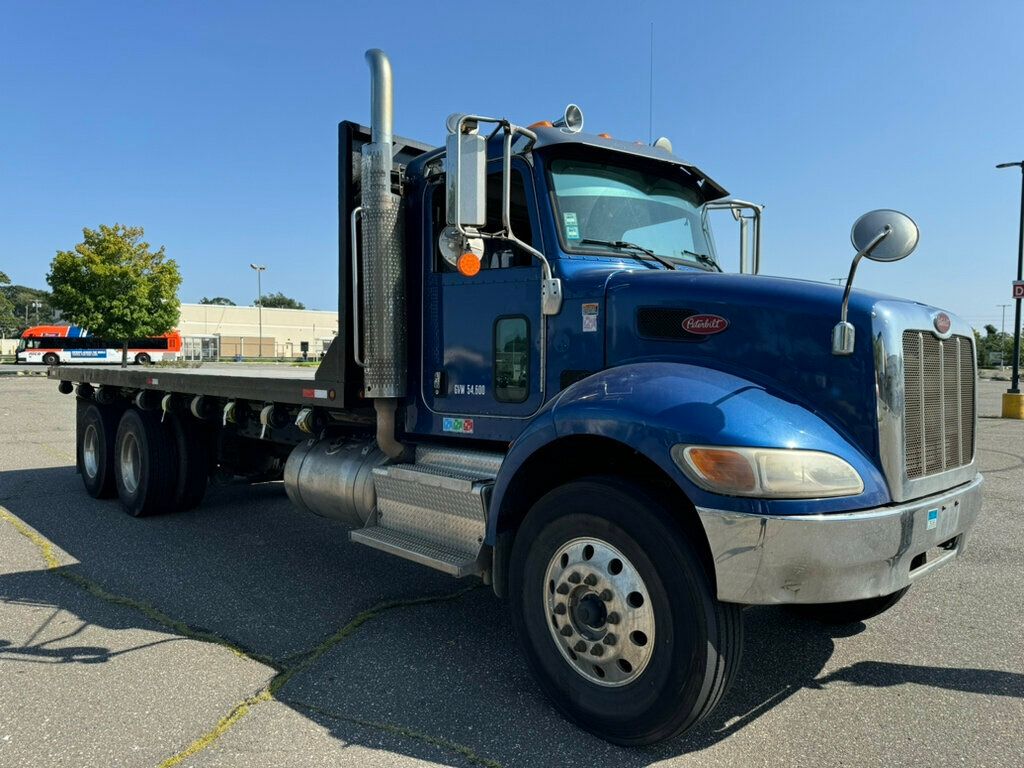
top-left (697, 474), bottom-right (983, 605)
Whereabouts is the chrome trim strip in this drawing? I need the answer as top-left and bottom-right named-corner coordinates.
top-left (696, 474), bottom-right (983, 605)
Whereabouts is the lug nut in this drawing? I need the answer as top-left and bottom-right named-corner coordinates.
top-left (567, 572), bottom-right (581, 584)
top-left (591, 643), bottom-right (605, 657)
top-left (607, 612), bottom-right (620, 625)
top-left (603, 633), bottom-right (617, 646)
top-left (559, 625), bottom-right (574, 637)
top-left (556, 583), bottom-right (571, 595)
top-left (554, 604), bottom-right (567, 615)
top-left (599, 589), bottom-right (613, 602)
top-left (574, 641), bottom-right (587, 652)
top-left (584, 574), bottom-right (598, 586)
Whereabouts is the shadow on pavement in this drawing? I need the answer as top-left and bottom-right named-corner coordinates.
top-left (2, 464), bottom-right (1019, 767)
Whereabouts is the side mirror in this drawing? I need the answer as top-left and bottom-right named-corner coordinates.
top-left (832, 209), bottom-right (919, 355)
top-left (445, 114), bottom-right (487, 229)
top-left (850, 209), bottom-right (919, 263)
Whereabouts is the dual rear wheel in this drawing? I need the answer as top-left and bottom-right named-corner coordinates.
top-left (77, 400), bottom-right (210, 516)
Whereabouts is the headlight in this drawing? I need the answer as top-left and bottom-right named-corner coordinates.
top-left (671, 445), bottom-right (864, 499)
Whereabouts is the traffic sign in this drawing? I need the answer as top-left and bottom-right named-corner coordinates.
top-left (1015, 281), bottom-right (1024, 300)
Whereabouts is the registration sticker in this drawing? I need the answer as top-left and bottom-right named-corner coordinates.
top-left (563, 212), bottom-right (580, 240)
top-left (582, 302), bottom-right (599, 333)
top-left (926, 508), bottom-right (938, 530)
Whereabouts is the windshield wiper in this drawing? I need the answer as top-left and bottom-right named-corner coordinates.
top-left (677, 249), bottom-right (721, 272)
top-left (579, 239), bottom-right (677, 270)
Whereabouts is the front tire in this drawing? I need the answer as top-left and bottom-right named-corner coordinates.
top-left (134, 352), bottom-right (151, 365)
top-left (42, 352), bottom-right (59, 366)
top-left (509, 477), bottom-right (742, 745)
top-left (113, 409), bottom-right (179, 517)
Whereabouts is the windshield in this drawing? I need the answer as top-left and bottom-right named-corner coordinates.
top-left (550, 158), bottom-right (716, 267)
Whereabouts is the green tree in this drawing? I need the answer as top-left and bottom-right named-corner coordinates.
top-left (47, 224), bottom-right (181, 340)
top-left (199, 296), bottom-right (236, 306)
top-left (0, 271), bottom-right (19, 336)
top-left (0, 282), bottom-right (56, 332)
top-left (256, 291), bottom-right (305, 310)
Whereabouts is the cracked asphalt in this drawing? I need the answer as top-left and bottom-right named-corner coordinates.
top-left (0, 375), bottom-right (1021, 767)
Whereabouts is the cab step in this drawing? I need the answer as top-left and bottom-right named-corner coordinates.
top-left (349, 526), bottom-right (483, 577)
top-left (349, 446), bottom-right (503, 576)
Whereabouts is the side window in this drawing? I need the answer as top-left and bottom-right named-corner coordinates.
top-left (432, 168), bottom-right (536, 271)
top-left (494, 316), bottom-right (529, 402)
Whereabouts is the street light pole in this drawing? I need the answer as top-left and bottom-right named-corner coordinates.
top-left (996, 162), bottom-right (1024, 394)
top-left (249, 263), bottom-right (266, 359)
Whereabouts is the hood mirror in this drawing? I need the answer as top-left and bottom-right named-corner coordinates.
top-left (832, 209), bottom-right (919, 355)
top-left (851, 209), bottom-right (919, 263)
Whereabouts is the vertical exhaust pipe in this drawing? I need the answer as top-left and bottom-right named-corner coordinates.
top-left (362, 49), bottom-right (409, 460)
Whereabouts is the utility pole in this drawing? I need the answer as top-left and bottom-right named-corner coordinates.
top-left (249, 263), bottom-right (267, 359)
top-left (999, 303), bottom-right (1011, 368)
top-left (30, 300), bottom-right (42, 324)
top-left (996, 161), bottom-right (1024, 416)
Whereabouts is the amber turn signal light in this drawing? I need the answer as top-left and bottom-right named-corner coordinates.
top-left (457, 252), bottom-right (481, 277)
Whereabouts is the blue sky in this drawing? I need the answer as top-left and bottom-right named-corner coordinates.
top-left (2, 1), bottom-right (1022, 330)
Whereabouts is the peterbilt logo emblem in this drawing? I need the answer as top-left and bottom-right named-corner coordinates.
top-left (682, 314), bottom-right (729, 335)
top-left (933, 312), bottom-right (951, 334)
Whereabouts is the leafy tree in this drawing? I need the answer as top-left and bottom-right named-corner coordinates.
top-left (975, 324), bottom-right (1018, 367)
top-left (0, 282), bottom-right (56, 332)
top-left (0, 271), bottom-right (19, 336)
top-left (47, 224), bottom-right (181, 340)
top-left (256, 291), bottom-right (305, 310)
top-left (199, 296), bottom-right (236, 306)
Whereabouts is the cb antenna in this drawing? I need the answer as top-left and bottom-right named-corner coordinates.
top-left (648, 22), bottom-right (654, 143)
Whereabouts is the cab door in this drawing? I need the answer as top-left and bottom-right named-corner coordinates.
top-left (420, 161), bottom-right (545, 431)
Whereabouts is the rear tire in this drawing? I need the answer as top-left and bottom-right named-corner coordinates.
top-left (509, 477), bottom-right (742, 746)
top-left (113, 408), bottom-right (179, 517)
top-left (42, 352), bottom-right (58, 366)
top-left (789, 587), bottom-right (910, 625)
top-left (169, 414), bottom-right (210, 510)
top-left (78, 402), bottom-right (119, 498)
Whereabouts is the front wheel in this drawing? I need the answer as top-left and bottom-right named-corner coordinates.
top-left (509, 477), bottom-right (743, 746)
top-left (134, 352), bottom-right (151, 365)
top-left (42, 352), bottom-right (59, 366)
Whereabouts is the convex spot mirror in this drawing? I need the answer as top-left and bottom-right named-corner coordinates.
top-left (851, 209), bottom-right (919, 262)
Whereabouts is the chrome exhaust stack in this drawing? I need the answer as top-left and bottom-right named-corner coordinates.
top-left (361, 49), bottom-right (409, 459)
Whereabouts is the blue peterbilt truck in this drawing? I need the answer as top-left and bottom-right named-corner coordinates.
top-left (53, 49), bottom-right (982, 745)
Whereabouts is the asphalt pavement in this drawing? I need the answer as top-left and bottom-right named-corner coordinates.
top-left (0, 375), bottom-right (1021, 767)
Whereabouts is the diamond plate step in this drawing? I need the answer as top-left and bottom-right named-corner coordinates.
top-left (350, 526), bottom-right (482, 577)
top-left (355, 450), bottom-right (503, 576)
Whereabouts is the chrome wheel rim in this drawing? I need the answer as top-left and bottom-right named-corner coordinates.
top-left (82, 424), bottom-right (99, 479)
top-left (119, 431), bottom-right (141, 494)
top-left (544, 537), bottom-right (655, 687)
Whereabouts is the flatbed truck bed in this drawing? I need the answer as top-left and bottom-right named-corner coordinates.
top-left (52, 361), bottom-right (346, 407)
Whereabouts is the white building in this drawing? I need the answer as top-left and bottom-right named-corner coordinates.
top-left (177, 303), bottom-right (338, 360)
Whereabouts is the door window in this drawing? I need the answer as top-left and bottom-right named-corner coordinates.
top-left (494, 316), bottom-right (530, 403)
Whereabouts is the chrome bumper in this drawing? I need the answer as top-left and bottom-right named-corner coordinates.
top-left (697, 474), bottom-right (983, 605)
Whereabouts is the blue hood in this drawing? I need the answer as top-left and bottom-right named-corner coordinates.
top-left (604, 271), bottom-right (926, 462)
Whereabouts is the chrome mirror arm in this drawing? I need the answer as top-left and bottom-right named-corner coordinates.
top-left (832, 225), bottom-right (891, 355)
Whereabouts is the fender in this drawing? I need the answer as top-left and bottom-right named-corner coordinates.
top-left (487, 361), bottom-right (890, 544)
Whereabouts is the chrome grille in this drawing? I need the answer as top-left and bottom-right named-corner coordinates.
top-left (901, 332), bottom-right (975, 479)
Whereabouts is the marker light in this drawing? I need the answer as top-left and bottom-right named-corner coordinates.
top-left (672, 445), bottom-right (864, 499)
top-left (457, 252), bottom-right (481, 277)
